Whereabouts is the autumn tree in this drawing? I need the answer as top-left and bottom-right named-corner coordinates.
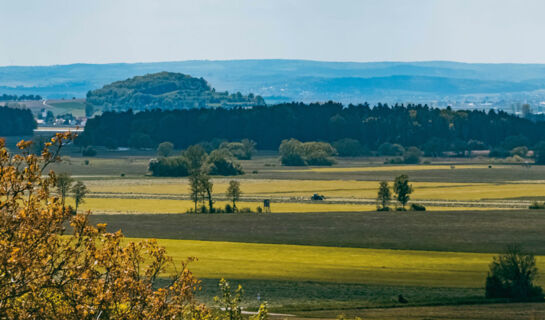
top-left (376, 181), bottom-right (391, 211)
top-left (393, 174), bottom-right (413, 209)
top-left (0, 133), bottom-right (264, 319)
top-left (226, 180), bottom-right (242, 212)
top-left (72, 180), bottom-right (89, 213)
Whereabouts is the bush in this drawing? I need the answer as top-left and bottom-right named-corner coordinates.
top-left (208, 149), bottom-right (244, 176)
top-left (384, 157), bottom-right (403, 164)
top-left (485, 245), bottom-right (543, 300)
top-left (279, 139), bottom-right (336, 166)
top-left (220, 139), bottom-right (256, 160)
top-left (403, 146), bottom-right (422, 164)
top-left (376, 207), bottom-right (391, 212)
top-left (410, 203), bottom-right (426, 211)
top-left (333, 138), bottom-right (369, 157)
top-left (529, 201), bottom-right (545, 209)
top-left (395, 207), bottom-right (407, 211)
top-left (489, 147), bottom-right (510, 158)
top-left (224, 204), bottom-right (233, 213)
top-left (510, 146), bottom-right (528, 157)
top-left (157, 141), bottom-right (174, 157)
top-left (148, 157), bottom-right (189, 177)
top-left (82, 146), bottom-right (97, 157)
top-left (239, 207), bottom-right (253, 213)
top-left (378, 143), bottom-right (405, 156)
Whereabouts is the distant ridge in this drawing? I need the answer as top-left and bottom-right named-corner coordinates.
top-left (1, 60), bottom-right (545, 106)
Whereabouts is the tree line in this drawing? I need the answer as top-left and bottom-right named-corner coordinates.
top-left (0, 93), bottom-right (42, 101)
top-left (0, 106), bottom-right (36, 136)
top-left (79, 102), bottom-right (545, 153)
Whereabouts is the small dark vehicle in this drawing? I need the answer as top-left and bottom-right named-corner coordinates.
top-left (311, 194), bottom-right (325, 201)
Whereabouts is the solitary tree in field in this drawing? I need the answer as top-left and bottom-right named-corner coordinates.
top-left (72, 180), bottom-right (89, 213)
top-left (393, 174), bottom-right (413, 209)
top-left (55, 172), bottom-right (74, 207)
top-left (376, 181), bottom-right (391, 211)
top-left (485, 245), bottom-right (543, 300)
top-left (189, 171), bottom-right (203, 212)
top-left (189, 168), bottom-right (214, 213)
top-left (226, 180), bottom-right (242, 212)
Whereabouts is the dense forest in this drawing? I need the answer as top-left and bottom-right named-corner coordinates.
top-left (86, 72), bottom-right (265, 112)
top-left (80, 102), bottom-right (545, 153)
top-left (0, 106), bottom-right (36, 136)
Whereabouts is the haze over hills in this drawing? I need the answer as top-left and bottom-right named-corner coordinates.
top-left (2, 60), bottom-right (545, 108)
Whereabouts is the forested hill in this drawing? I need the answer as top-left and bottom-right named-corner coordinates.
top-left (0, 106), bottom-right (36, 136)
top-left (86, 72), bottom-right (265, 111)
top-left (80, 102), bottom-right (545, 151)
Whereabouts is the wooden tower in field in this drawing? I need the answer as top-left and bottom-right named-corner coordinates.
top-left (263, 199), bottom-right (271, 213)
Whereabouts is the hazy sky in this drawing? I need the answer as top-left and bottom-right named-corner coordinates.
top-left (1, 0), bottom-right (544, 66)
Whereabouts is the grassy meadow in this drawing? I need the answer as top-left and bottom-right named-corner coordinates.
top-left (50, 150), bottom-right (545, 317)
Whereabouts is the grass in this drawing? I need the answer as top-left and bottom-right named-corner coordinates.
top-left (297, 302), bottom-right (545, 320)
top-left (90, 210), bottom-right (545, 254)
top-left (125, 238), bottom-right (545, 289)
top-left (193, 278), bottom-right (483, 312)
top-left (47, 100), bottom-right (86, 117)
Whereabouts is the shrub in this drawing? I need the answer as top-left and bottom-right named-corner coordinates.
top-left (220, 139), bottom-right (257, 160)
top-left (485, 245), bottom-right (543, 300)
top-left (378, 143), bottom-right (405, 156)
top-left (529, 201), bottom-right (545, 209)
top-left (148, 157), bottom-right (190, 177)
top-left (376, 207), bottom-right (391, 212)
top-left (208, 149), bottom-right (244, 176)
top-left (384, 157), bottom-right (403, 164)
top-left (256, 206), bottom-right (263, 213)
top-left (489, 147), bottom-right (510, 158)
top-left (333, 138), bottom-right (369, 157)
top-left (279, 139), bottom-right (336, 166)
top-left (157, 141), bottom-right (174, 157)
top-left (510, 146), bottom-right (528, 157)
top-left (403, 146), bottom-right (422, 164)
top-left (239, 207), bottom-right (253, 213)
top-left (410, 203), bottom-right (426, 211)
top-left (81, 146), bottom-right (97, 157)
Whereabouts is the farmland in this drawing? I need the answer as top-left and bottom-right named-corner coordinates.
top-left (45, 151), bottom-right (545, 317)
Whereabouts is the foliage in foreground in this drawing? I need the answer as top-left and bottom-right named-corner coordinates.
top-left (485, 245), bottom-right (543, 300)
top-left (0, 134), bottom-right (265, 319)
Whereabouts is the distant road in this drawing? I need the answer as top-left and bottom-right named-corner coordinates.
top-left (34, 127), bottom-right (84, 133)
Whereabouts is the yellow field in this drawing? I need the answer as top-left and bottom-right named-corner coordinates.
top-left (282, 164), bottom-right (502, 173)
top-left (72, 197), bottom-right (505, 214)
top-left (85, 178), bottom-right (544, 201)
top-left (126, 238), bottom-right (545, 288)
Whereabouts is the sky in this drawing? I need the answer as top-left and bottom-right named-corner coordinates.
top-left (1, 0), bottom-right (544, 66)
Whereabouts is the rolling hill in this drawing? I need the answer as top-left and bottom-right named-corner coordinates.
top-left (2, 60), bottom-right (545, 106)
